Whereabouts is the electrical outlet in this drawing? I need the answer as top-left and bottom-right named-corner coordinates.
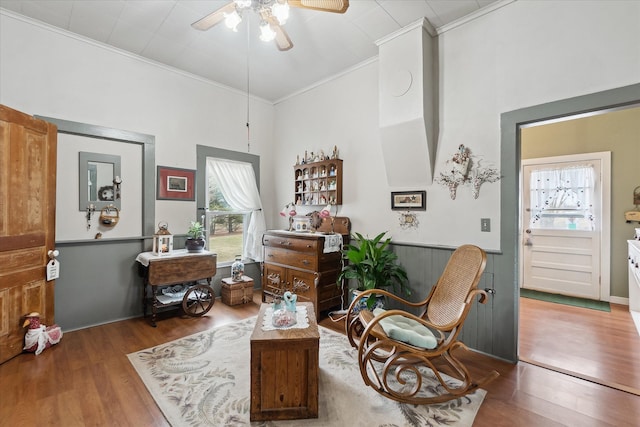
top-left (481, 218), bottom-right (491, 232)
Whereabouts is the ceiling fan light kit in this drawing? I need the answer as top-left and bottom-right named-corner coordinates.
top-left (192, 0), bottom-right (349, 51)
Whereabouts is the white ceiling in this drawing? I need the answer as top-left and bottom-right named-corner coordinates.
top-left (0, 0), bottom-right (502, 102)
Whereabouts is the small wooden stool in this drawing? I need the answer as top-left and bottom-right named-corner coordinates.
top-left (221, 276), bottom-right (254, 305)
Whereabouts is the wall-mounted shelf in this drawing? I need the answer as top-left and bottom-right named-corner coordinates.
top-left (294, 159), bottom-right (342, 206)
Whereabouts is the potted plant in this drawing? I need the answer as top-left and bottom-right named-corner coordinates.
top-left (337, 231), bottom-right (410, 310)
top-left (185, 221), bottom-right (206, 253)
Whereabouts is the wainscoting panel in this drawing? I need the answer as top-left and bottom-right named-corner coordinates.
top-left (54, 238), bottom-right (262, 331)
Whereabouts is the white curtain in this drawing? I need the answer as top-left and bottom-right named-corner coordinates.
top-left (207, 158), bottom-right (266, 261)
top-left (529, 164), bottom-right (595, 229)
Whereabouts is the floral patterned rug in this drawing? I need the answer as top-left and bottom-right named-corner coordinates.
top-left (128, 317), bottom-right (485, 426)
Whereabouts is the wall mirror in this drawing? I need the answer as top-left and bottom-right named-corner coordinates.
top-left (79, 151), bottom-right (121, 210)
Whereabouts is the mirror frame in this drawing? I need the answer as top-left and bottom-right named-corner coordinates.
top-left (79, 151), bottom-right (122, 210)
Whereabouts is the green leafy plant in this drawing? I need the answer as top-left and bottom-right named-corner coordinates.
top-left (187, 221), bottom-right (204, 239)
top-left (337, 231), bottom-right (410, 309)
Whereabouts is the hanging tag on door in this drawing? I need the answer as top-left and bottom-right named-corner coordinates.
top-left (46, 259), bottom-right (60, 281)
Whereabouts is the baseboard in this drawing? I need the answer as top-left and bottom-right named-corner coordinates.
top-left (609, 295), bottom-right (629, 305)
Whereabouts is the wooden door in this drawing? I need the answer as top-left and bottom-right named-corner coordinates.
top-left (0, 105), bottom-right (57, 363)
top-left (521, 155), bottom-right (607, 300)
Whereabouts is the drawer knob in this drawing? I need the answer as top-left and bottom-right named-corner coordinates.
top-left (302, 260), bottom-right (309, 265)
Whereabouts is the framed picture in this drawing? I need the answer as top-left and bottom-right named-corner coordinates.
top-left (391, 191), bottom-right (426, 211)
top-left (156, 166), bottom-right (195, 201)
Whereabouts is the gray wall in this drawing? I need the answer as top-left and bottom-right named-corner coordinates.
top-left (55, 237), bottom-right (262, 331)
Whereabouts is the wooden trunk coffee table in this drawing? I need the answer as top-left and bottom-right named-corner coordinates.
top-left (250, 302), bottom-right (319, 421)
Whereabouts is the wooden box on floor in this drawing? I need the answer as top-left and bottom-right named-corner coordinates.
top-left (250, 302), bottom-right (319, 421)
top-left (221, 276), bottom-right (254, 306)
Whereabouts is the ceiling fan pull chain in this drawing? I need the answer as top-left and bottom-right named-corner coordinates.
top-left (246, 16), bottom-right (251, 153)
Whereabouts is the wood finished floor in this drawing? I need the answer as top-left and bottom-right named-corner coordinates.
top-left (1, 291), bottom-right (639, 426)
top-left (519, 296), bottom-right (640, 395)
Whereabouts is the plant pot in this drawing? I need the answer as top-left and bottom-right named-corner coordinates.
top-left (351, 289), bottom-right (385, 313)
top-left (186, 237), bottom-right (205, 253)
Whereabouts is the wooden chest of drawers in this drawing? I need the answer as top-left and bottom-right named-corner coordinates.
top-left (261, 217), bottom-right (349, 316)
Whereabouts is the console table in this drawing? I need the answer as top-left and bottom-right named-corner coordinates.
top-left (136, 250), bottom-right (217, 326)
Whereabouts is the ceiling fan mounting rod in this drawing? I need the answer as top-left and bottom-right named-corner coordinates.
top-left (236, 0), bottom-right (282, 12)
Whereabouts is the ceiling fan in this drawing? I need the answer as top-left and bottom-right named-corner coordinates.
top-left (192, 0), bottom-right (349, 51)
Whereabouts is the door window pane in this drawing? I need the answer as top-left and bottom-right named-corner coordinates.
top-left (529, 165), bottom-right (595, 231)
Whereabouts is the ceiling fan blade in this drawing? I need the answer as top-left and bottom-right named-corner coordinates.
top-left (260, 12), bottom-right (293, 51)
top-left (272, 21), bottom-right (293, 51)
top-left (288, 0), bottom-right (349, 14)
top-left (192, 2), bottom-right (237, 31)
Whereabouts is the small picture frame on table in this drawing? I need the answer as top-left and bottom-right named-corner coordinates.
top-left (156, 166), bottom-right (195, 201)
top-left (391, 191), bottom-right (426, 211)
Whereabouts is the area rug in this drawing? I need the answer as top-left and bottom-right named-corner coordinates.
top-left (520, 288), bottom-right (611, 312)
top-left (128, 317), bottom-right (485, 426)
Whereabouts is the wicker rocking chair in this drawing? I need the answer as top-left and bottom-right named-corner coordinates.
top-left (345, 244), bottom-right (499, 404)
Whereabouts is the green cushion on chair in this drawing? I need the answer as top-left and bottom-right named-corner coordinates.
top-left (373, 308), bottom-right (438, 349)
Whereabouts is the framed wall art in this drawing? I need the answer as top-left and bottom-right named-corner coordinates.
top-left (156, 166), bottom-right (195, 201)
top-left (391, 190), bottom-right (426, 211)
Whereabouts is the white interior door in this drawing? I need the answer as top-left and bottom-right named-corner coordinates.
top-left (521, 153), bottom-right (610, 300)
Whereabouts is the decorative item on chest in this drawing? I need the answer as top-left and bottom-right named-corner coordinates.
top-left (231, 255), bottom-right (245, 281)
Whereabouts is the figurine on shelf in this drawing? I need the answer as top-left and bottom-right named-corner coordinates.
top-left (331, 145), bottom-right (338, 159)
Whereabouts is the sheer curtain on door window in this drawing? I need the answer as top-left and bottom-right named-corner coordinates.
top-left (529, 164), bottom-right (596, 231)
top-left (207, 158), bottom-right (266, 261)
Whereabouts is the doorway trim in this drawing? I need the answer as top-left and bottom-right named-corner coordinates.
top-left (498, 83), bottom-right (640, 362)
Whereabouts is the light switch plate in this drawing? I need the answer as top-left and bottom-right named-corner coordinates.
top-left (481, 218), bottom-right (491, 232)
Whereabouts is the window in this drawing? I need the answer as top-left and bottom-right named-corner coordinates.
top-left (528, 164), bottom-right (596, 231)
top-left (203, 155), bottom-right (266, 264)
top-left (205, 173), bottom-right (250, 263)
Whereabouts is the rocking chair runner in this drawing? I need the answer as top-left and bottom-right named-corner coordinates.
top-left (345, 244), bottom-right (499, 404)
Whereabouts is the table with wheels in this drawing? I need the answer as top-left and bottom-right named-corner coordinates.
top-left (136, 250), bottom-right (217, 327)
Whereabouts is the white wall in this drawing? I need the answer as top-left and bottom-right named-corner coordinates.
top-left (0, 12), bottom-right (276, 237)
top-left (2, 0), bottom-right (639, 249)
top-left (56, 133), bottom-right (143, 240)
top-left (274, 0), bottom-right (640, 251)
